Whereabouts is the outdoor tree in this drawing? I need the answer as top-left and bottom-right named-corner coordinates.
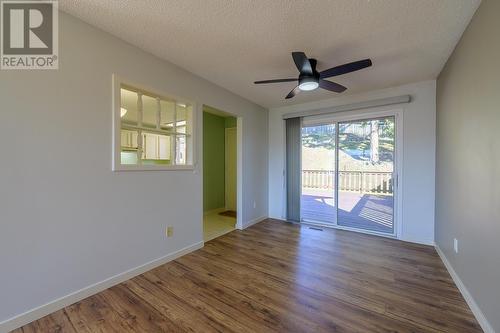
top-left (370, 120), bottom-right (380, 163)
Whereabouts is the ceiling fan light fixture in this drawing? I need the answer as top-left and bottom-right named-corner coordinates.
top-left (254, 52), bottom-right (372, 99)
top-left (298, 77), bottom-right (319, 91)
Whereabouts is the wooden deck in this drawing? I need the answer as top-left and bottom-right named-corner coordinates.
top-left (14, 219), bottom-right (481, 332)
top-left (302, 189), bottom-right (394, 233)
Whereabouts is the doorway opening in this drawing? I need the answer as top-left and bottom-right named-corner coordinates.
top-left (299, 111), bottom-right (399, 237)
top-left (203, 105), bottom-right (238, 241)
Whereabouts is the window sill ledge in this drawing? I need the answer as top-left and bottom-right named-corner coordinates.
top-left (112, 165), bottom-right (195, 172)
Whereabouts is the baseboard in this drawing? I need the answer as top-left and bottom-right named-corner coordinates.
top-left (400, 235), bottom-right (435, 246)
top-left (0, 241), bottom-right (204, 333)
top-left (435, 245), bottom-right (495, 333)
top-left (238, 215), bottom-right (267, 230)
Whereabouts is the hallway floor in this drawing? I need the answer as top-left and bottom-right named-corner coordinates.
top-left (203, 211), bottom-right (236, 241)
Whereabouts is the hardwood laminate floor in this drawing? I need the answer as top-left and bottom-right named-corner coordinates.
top-left (13, 219), bottom-right (482, 332)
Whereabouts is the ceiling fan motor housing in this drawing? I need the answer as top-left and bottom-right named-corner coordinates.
top-left (298, 59), bottom-right (320, 91)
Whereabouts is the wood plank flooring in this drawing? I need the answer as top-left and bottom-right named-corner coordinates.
top-left (13, 219), bottom-right (482, 332)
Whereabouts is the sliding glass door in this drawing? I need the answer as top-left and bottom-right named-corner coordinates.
top-left (300, 114), bottom-right (397, 236)
top-left (337, 117), bottom-right (395, 234)
top-left (300, 123), bottom-right (336, 224)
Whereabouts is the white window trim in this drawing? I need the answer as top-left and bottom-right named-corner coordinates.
top-left (112, 74), bottom-right (197, 171)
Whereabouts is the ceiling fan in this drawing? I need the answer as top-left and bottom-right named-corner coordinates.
top-left (254, 52), bottom-right (372, 99)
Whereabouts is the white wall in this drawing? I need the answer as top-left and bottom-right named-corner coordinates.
top-left (0, 12), bottom-right (268, 328)
top-left (436, 0), bottom-right (499, 331)
top-left (268, 80), bottom-right (436, 245)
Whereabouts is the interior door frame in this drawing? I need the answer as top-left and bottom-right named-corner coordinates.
top-left (201, 106), bottom-right (243, 231)
top-left (300, 106), bottom-right (404, 240)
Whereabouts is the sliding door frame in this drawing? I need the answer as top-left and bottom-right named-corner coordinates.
top-left (300, 106), bottom-right (404, 240)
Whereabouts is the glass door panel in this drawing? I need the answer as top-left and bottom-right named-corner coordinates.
top-left (337, 117), bottom-right (395, 234)
top-left (300, 123), bottom-right (336, 224)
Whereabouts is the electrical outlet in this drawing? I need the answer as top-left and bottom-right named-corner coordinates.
top-left (166, 226), bottom-right (174, 237)
top-left (453, 238), bottom-right (458, 253)
top-left (253, 201), bottom-right (256, 209)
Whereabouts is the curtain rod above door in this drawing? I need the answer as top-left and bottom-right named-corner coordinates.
top-left (282, 95), bottom-right (411, 119)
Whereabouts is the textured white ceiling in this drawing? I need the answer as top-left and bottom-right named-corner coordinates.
top-left (60, 0), bottom-right (480, 108)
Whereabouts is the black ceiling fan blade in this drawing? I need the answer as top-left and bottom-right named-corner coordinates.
top-left (320, 59), bottom-right (372, 79)
top-left (285, 86), bottom-right (300, 99)
top-left (319, 79), bottom-right (347, 93)
top-left (292, 52), bottom-right (313, 75)
top-left (254, 78), bottom-right (297, 84)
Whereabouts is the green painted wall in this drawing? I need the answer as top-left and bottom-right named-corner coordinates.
top-left (203, 112), bottom-right (226, 211)
top-left (225, 117), bottom-right (237, 128)
top-left (203, 111), bottom-right (237, 212)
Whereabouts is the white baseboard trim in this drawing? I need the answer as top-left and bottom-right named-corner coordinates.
top-left (400, 235), bottom-right (435, 246)
top-left (238, 215), bottom-right (267, 230)
top-left (435, 245), bottom-right (495, 333)
top-left (0, 241), bottom-right (204, 333)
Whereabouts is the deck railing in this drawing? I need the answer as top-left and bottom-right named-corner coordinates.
top-left (302, 170), bottom-right (393, 195)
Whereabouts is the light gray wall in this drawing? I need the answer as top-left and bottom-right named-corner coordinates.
top-left (0, 12), bottom-right (268, 325)
top-left (436, 0), bottom-right (499, 331)
top-left (268, 80), bottom-right (437, 245)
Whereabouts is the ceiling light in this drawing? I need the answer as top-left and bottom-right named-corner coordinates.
top-left (298, 77), bottom-right (319, 91)
top-left (177, 103), bottom-right (186, 108)
top-left (120, 107), bottom-right (128, 117)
